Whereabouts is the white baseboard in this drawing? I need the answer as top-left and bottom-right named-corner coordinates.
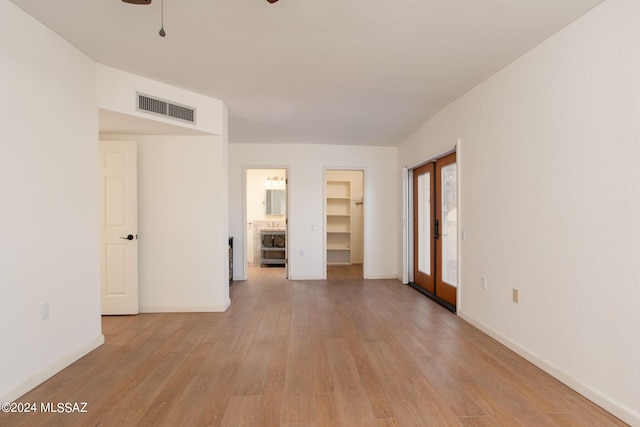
top-left (288, 274), bottom-right (398, 281)
top-left (0, 334), bottom-right (105, 404)
top-left (459, 312), bottom-right (639, 426)
top-left (140, 298), bottom-right (231, 313)
top-left (397, 274), bottom-right (410, 284)
top-left (365, 274), bottom-right (399, 280)
top-left (288, 275), bottom-right (323, 280)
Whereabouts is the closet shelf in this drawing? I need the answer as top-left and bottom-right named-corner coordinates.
top-left (326, 179), bottom-right (352, 266)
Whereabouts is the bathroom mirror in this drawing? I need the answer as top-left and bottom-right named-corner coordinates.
top-left (266, 189), bottom-right (286, 215)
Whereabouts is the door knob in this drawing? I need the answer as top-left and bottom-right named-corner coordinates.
top-left (120, 234), bottom-right (135, 240)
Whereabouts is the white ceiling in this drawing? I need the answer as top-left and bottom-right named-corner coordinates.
top-left (11, 0), bottom-right (603, 146)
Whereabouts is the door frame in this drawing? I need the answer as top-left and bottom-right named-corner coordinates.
top-left (404, 144), bottom-right (460, 312)
top-left (242, 165), bottom-right (291, 280)
top-left (323, 166), bottom-right (367, 280)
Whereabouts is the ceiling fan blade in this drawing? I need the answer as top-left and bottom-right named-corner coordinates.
top-left (266, 0), bottom-right (279, 3)
top-left (122, 0), bottom-right (152, 4)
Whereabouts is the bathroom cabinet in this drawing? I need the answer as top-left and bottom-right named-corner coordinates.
top-left (260, 229), bottom-right (286, 266)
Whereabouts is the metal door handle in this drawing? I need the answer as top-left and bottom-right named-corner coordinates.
top-left (120, 234), bottom-right (135, 240)
top-left (435, 219), bottom-right (440, 240)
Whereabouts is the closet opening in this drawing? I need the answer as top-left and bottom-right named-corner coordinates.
top-left (325, 169), bottom-right (365, 280)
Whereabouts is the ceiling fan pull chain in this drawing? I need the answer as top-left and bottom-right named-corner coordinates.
top-left (159, 0), bottom-right (166, 37)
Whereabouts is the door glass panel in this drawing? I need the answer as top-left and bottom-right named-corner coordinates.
top-left (417, 172), bottom-right (431, 275)
top-left (441, 163), bottom-right (457, 286)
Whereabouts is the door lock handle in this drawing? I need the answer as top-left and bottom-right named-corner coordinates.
top-left (435, 219), bottom-right (440, 240)
top-left (120, 234), bottom-right (135, 240)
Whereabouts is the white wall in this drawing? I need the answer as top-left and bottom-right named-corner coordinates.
top-left (0, 0), bottom-right (103, 401)
top-left (229, 144), bottom-right (397, 281)
top-left (97, 63), bottom-right (230, 312)
top-left (102, 135), bottom-right (230, 312)
top-left (397, 0), bottom-right (640, 423)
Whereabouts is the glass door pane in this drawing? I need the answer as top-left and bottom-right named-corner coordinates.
top-left (417, 172), bottom-right (431, 275)
top-left (440, 163), bottom-right (457, 287)
top-left (413, 162), bottom-right (435, 294)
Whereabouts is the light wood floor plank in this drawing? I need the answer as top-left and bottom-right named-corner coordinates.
top-left (220, 395), bottom-right (262, 427)
top-left (256, 336), bottom-right (288, 427)
top-left (280, 360), bottom-right (316, 424)
top-left (315, 393), bottom-right (339, 427)
top-left (324, 337), bottom-right (379, 426)
top-left (0, 264), bottom-right (628, 427)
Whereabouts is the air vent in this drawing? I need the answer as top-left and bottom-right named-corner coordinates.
top-left (136, 92), bottom-right (196, 124)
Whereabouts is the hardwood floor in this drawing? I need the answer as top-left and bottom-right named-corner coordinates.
top-left (1, 265), bottom-right (626, 426)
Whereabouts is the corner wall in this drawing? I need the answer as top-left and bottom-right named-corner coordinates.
top-left (101, 135), bottom-right (230, 312)
top-left (397, 0), bottom-right (640, 423)
top-left (0, 0), bottom-right (103, 401)
top-left (97, 62), bottom-right (230, 313)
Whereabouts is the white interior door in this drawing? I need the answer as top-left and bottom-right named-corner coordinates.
top-left (99, 140), bottom-right (138, 315)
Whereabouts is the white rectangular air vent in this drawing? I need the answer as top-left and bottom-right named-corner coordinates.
top-left (136, 92), bottom-right (196, 124)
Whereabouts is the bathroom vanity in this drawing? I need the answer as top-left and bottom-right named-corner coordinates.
top-left (260, 229), bottom-right (286, 266)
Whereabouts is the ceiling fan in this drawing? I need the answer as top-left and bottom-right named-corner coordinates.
top-left (122, 0), bottom-right (279, 3)
top-left (122, 0), bottom-right (280, 37)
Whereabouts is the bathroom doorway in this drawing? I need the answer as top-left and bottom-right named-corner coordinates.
top-left (245, 168), bottom-right (289, 279)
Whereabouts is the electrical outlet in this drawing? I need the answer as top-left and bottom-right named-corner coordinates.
top-left (299, 249), bottom-right (304, 257)
top-left (480, 276), bottom-right (487, 290)
top-left (41, 302), bottom-right (50, 320)
top-left (512, 289), bottom-right (519, 303)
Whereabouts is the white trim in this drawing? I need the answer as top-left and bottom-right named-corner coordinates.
top-left (289, 275), bottom-right (324, 281)
top-left (455, 138), bottom-right (463, 311)
top-left (0, 335), bottom-right (105, 403)
top-left (407, 167), bottom-right (415, 283)
top-left (140, 298), bottom-right (231, 313)
top-left (365, 274), bottom-right (399, 280)
top-left (240, 166), bottom-right (248, 281)
top-left (322, 168), bottom-right (327, 279)
top-left (401, 167), bottom-right (409, 284)
top-left (459, 313), bottom-right (639, 426)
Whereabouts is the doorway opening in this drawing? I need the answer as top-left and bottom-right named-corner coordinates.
top-left (325, 169), bottom-right (365, 279)
top-left (410, 152), bottom-right (457, 312)
top-left (245, 168), bottom-right (289, 280)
